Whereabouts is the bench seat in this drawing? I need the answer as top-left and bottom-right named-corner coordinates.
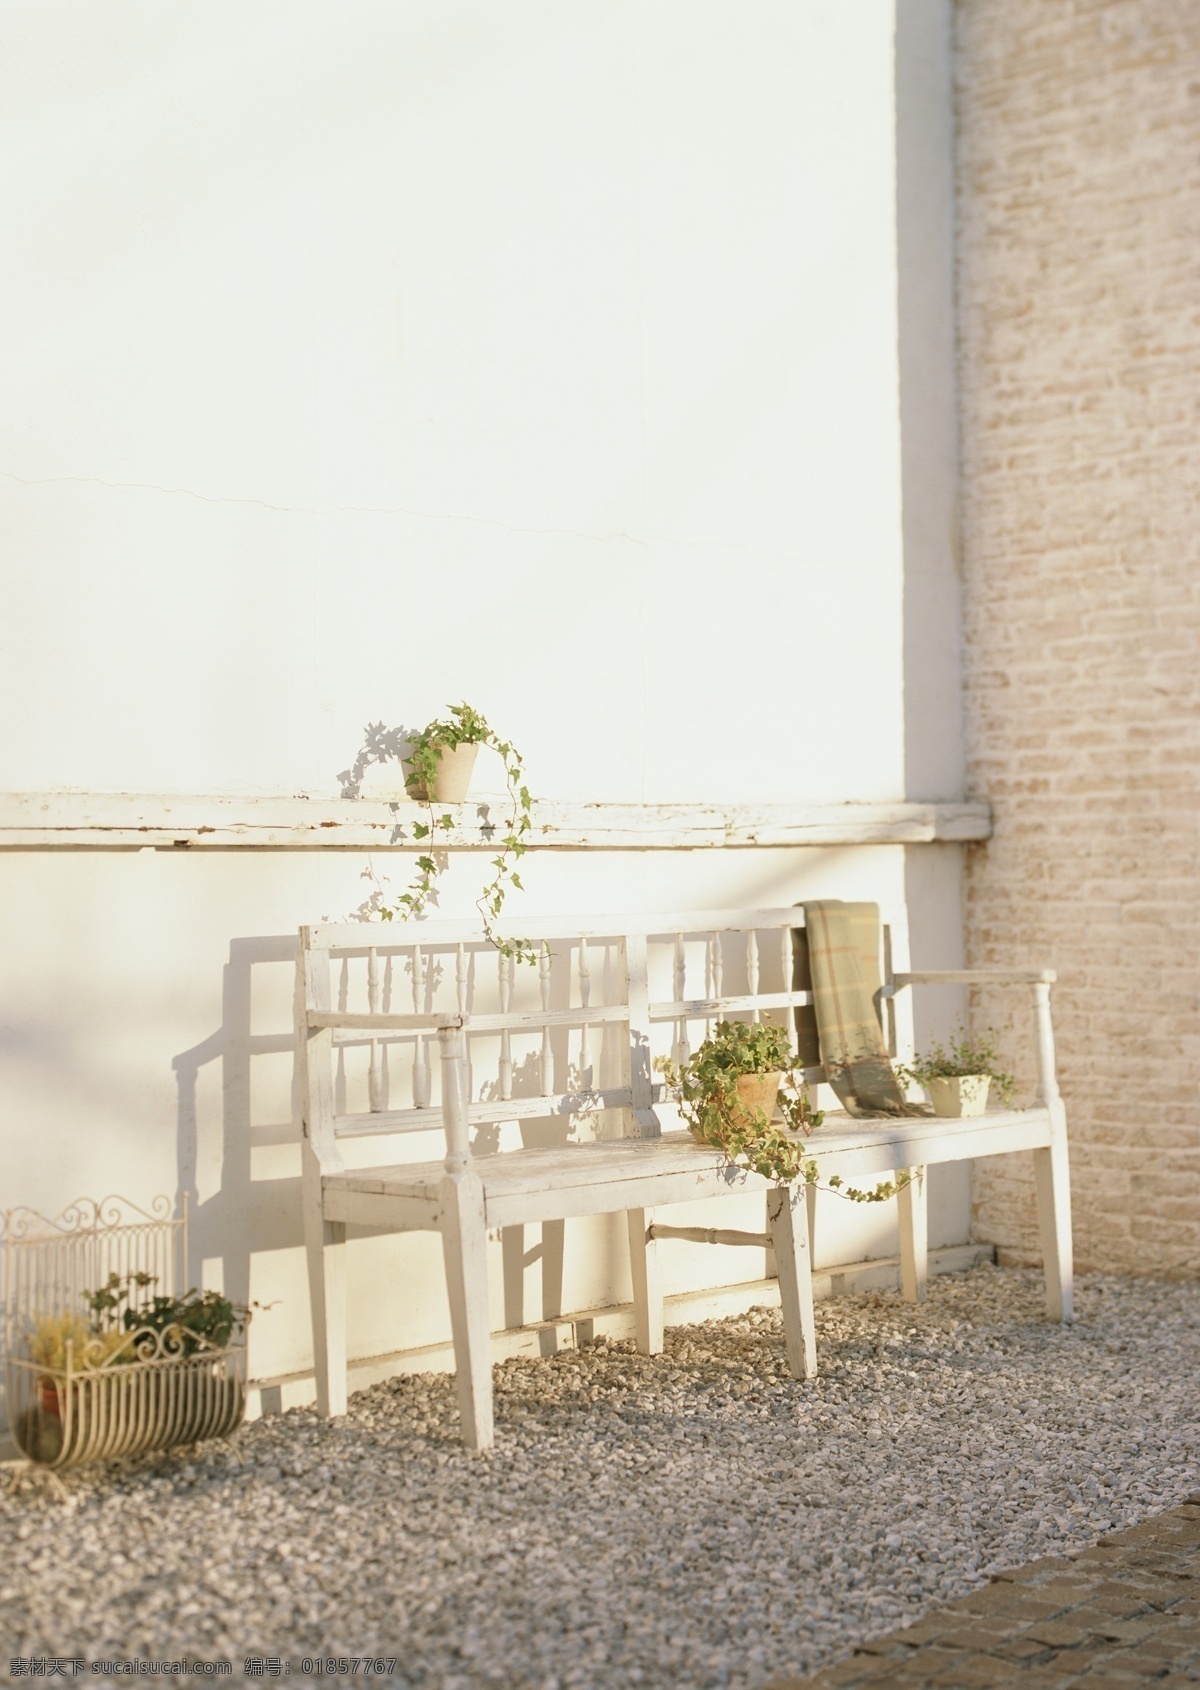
top-left (325, 1106), bottom-right (1054, 1229)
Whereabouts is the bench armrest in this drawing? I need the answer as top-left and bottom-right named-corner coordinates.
top-left (891, 970), bottom-right (1064, 1117)
top-left (892, 968), bottom-right (1056, 987)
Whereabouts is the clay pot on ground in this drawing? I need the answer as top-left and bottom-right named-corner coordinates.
top-left (16, 1404), bottom-right (64, 1464)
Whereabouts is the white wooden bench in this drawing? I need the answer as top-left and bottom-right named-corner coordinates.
top-left (296, 907), bottom-right (1072, 1450)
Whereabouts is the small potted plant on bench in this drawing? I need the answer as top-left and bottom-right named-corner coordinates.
top-left (897, 1030), bottom-right (1018, 1118)
top-left (656, 1021), bottom-right (909, 1202)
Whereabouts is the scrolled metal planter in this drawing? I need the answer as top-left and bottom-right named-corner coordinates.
top-left (8, 1338), bottom-right (247, 1468)
top-left (3, 1194), bottom-right (248, 1469)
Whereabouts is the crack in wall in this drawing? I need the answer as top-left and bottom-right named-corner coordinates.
top-left (0, 468), bottom-right (650, 548)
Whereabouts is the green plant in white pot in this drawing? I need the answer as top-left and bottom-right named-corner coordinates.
top-left (385, 702), bottom-right (536, 964)
top-left (897, 1031), bottom-right (1017, 1118)
top-left (402, 701), bottom-right (491, 804)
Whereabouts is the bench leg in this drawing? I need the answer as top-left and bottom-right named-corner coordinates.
top-left (306, 1217), bottom-right (347, 1417)
top-left (538, 1218), bottom-right (567, 1357)
top-left (302, 1158), bottom-right (347, 1418)
top-left (627, 1207), bottom-right (663, 1355)
top-left (764, 1192), bottom-right (778, 1281)
top-left (897, 1166), bottom-right (928, 1303)
top-left (440, 1172), bottom-right (494, 1452)
top-left (1034, 1127), bottom-right (1074, 1323)
top-left (501, 1224), bottom-right (526, 1330)
top-left (542, 1218), bottom-right (566, 1323)
top-left (768, 1185), bottom-right (817, 1379)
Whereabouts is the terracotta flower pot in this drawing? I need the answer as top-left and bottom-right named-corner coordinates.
top-left (37, 1377), bottom-right (61, 1418)
top-left (405, 741), bottom-right (479, 804)
top-left (927, 1075), bottom-right (991, 1118)
top-left (730, 1071), bottom-right (783, 1127)
top-left (17, 1403), bottom-right (64, 1464)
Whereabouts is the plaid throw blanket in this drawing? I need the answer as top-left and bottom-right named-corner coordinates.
top-left (801, 900), bottom-right (927, 1118)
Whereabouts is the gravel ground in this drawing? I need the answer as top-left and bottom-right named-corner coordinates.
top-left (2, 1263), bottom-right (1199, 1689)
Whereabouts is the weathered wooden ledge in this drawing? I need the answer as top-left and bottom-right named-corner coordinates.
top-left (0, 794), bottom-right (992, 850)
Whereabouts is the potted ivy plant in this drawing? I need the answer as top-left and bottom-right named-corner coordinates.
top-left (402, 702), bottom-right (492, 804)
top-left (897, 1030), bottom-right (1017, 1118)
top-left (655, 1021), bottom-right (908, 1202)
top-left (383, 701), bottom-right (536, 964)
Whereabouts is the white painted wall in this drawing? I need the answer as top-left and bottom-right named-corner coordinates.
top-left (0, 1), bottom-right (967, 1394)
top-left (1, 0), bottom-right (906, 804)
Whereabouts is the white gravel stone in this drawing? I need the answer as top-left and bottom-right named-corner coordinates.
top-left (3, 1264), bottom-right (1199, 1687)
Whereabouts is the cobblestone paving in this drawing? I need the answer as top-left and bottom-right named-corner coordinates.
top-left (772, 1497), bottom-right (1200, 1687)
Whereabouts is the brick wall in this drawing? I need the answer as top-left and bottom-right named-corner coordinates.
top-left (956, 0), bottom-right (1200, 1275)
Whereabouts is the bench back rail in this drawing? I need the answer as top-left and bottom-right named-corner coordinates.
top-left (298, 905), bottom-right (914, 1180)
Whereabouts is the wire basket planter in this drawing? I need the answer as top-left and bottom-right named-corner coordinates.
top-left (3, 1195), bottom-right (247, 1469)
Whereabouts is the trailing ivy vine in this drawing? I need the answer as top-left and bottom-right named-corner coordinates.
top-left (380, 702), bottom-right (536, 964)
top-left (656, 1019), bottom-right (912, 1200)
